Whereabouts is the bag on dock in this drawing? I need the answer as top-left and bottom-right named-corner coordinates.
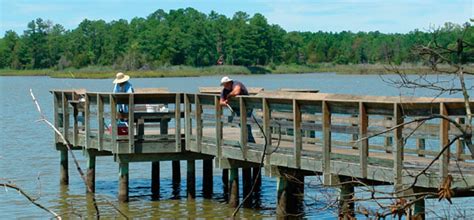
top-left (107, 120), bottom-right (129, 135)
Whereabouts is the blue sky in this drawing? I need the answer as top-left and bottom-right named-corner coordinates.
top-left (0, 0), bottom-right (472, 35)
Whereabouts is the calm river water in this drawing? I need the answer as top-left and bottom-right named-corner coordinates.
top-left (1, 73), bottom-right (472, 219)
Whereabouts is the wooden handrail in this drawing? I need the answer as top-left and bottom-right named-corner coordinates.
top-left (240, 97), bottom-right (248, 159)
top-left (322, 100), bottom-right (331, 185)
top-left (293, 99), bottom-right (302, 168)
top-left (359, 102), bottom-right (368, 178)
top-left (52, 90), bottom-right (473, 187)
top-left (393, 103), bottom-right (404, 188)
top-left (440, 103), bottom-right (449, 179)
top-left (184, 94), bottom-right (192, 151)
top-left (128, 93), bottom-right (135, 153)
top-left (195, 94), bottom-right (203, 153)
top-left (97, 94), bottom-right (104, 151)
top-left (175, 93), bottom-right (182, 152)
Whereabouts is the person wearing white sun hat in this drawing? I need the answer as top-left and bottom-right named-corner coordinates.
top-left (219, 76), bottom-right (255, 143)
top-left (219, 76), bottom-right (249, 106)
top-left (112, 72), bottom-right (134, 117)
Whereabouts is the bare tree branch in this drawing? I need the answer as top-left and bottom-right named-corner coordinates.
top-left (30, 89), bottom-right (129, 220)
top-left (1, 182), bottom-right (61, 219)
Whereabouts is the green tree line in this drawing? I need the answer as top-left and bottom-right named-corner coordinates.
top-left (0, 8), bottom-right (471, 70)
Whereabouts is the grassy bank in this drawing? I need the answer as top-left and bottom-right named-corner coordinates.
top-left (0, 65), bottom-right (252, 78)
top-left (0, 63), bottom-right (469, 78)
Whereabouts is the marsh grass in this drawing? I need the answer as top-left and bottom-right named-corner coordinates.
top-left (1, 63), bottom-right (468, 78)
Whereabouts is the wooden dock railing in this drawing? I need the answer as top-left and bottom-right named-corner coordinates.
top-left (52, 90), bottom-right (474, 189)
top-left (185, 92), bottom-right (473, 189)
top-left (52, 90), bottom-right (183, 154)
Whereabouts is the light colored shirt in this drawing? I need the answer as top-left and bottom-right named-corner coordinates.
top-left (113, 82), bottom-right (134, 113)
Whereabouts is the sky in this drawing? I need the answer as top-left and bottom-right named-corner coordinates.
top-left (0, 0), bottom-right (472, 35)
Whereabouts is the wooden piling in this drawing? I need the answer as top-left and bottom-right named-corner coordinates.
top-left (252, 167), bottom-right (262, 208)
top-left (151, 161), bottom-right (160, 200)
top-left (118, 162), bottom-right (129, 202)
top-left (222, 169), bottom-right (229, 201)
top-left (276, 176), bottom-right (288, 216)
top-left (276, 172), bottom-right (305, 217)
top-left (413, 195), bottom-right (425, 220)
top-left (202, 159), bottom-right (213, 199)
top-left (154, 117), bottom-right (167, 199)
top-left (229, 168), bottom-right (239, 207)
top-left (292, 174), bottom-right (305, 214)
top-left (172, 160), bottom-right (181, 186)
top-left (187, 160), bottom-right (196, 199)
top-left (60, 149), bottom-right (69, 185)
top-left (339, 181), bottom-right (355, 219)
top-left (86, 149), bottom-right (96, 193)
top-left (242, 168), bottom-right (252, 208)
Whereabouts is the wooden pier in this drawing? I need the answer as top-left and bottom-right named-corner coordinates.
top-left (51, 89), bottom-right (474, 218)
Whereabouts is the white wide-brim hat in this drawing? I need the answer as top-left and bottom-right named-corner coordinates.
top-left (220, 76), bottom-right (233, 85)
top-left (113, 72), bottom-right (130, 84)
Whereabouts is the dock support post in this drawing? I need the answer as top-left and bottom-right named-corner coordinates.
top-left (172, 160), bottom-right (180, 198)
top-left (151, 161), bottom-right (160, 200)
top-left (339, 180), bottom-right (355, 219)
top-left (172, 160), bottom-right (181, 186)
top-left (276, 176), bottom-right (288, 216)
top-left (242, 168), bottom-right (252, 208)
top-left (187, 160), bottom-right (196, 199)
top-left (229, 168), bottom-right (239, 207)
top-left (222, 169), bottom-right (229, 201)
top-left (202, 159), bottom-right (213, 199)
top-left (276, 171), bottom-right (305, 217)
top-left (413, 196), bottom-right (425, 219)
top-left (86, 149), bottom-right (96, 193)
top-left (60, 149), bottom-right (69, 185)
top-left (252, 167), bottom-right (262, 208)
top-left (118, 162), bottom-right (129, 202)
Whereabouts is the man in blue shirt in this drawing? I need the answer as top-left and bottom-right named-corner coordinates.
top-left (113, 72), bottom-right (134, 119)
top-left (220, 76), bottom-right (255, 143)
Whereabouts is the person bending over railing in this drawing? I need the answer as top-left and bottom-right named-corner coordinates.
top-left (219, 76), bottom-right (255, 143)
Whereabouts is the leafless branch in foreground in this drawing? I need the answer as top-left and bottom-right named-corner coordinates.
top-left (30, 89), bottom-right (129, 219)
top-left (1, 182), bottom-right (61, 219)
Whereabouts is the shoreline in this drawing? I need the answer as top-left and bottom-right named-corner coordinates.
top-left (0, 64), bottom-right (466, 78)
